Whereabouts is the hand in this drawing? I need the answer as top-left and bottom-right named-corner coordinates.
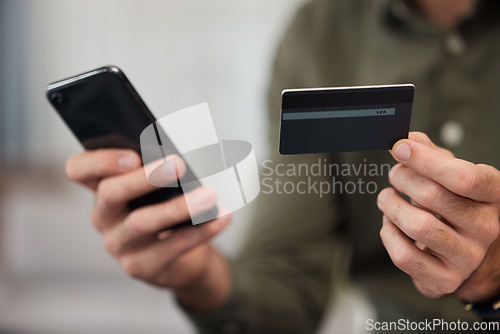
top-left (377, 132), bottom-right (500, 302)
top-left (66, 149), bottom-right (232, 311)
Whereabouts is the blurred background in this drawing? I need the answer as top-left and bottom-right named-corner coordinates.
top-left (0, 0), bottom-right (308, 333)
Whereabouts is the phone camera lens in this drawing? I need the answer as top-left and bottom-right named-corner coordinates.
top-left (50, 92), bottom-right (65, 104)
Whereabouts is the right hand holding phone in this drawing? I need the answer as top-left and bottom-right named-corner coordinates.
top-left (65, 149), bottom-right (232, 311)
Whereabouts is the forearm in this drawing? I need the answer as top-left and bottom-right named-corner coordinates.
top-left (175, 246), bottom-right (232, 313)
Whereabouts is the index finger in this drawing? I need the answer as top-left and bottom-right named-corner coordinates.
top-left (66, 149), bottom-right (141, 190)
top-left (408, 132), bottom-right (454, 157)
top-left (93, 155), bottom-right (187, 224)
top-left (390, 139), bottom-right (500, 203)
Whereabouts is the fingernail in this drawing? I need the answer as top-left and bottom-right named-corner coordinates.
top-left (162, 158), bottom-right (177, 179)
top-left (118, 154), bottom-right (139, 169)
top-left (395, 143), bottom-right (411, 161)
top-left (189, 187), bottom-right (215, 209)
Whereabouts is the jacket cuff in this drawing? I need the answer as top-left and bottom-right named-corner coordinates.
top-left (177, 259), bottom-right (251, 334)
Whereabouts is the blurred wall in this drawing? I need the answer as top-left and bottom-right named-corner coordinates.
top-left (0, 0), bottom-right (307, 333)
top-left (1, 0), bottom-right (307, 166)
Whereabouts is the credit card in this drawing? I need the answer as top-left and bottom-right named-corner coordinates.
top-left (279, 84), bottom-right (414, 154)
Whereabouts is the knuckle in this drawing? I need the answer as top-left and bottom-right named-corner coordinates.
top-left (126, 210), bottom-right (148, 235)
top-left (477, 163), bottom-right (497, 175)
top-left (410, 131), bottom-right (430, 144)
top-left (90, 209), bottom-right (104, 232)
top-left (478, 164), bottom-right (500, 199)
top-left (420, 182), bottom-right (445, 206)
top-left (467, 245), bottom-right (486, 271)
top-left (415, 282), bottom-right (442, 299)
top-left (441, 147), bottom-right (455, 158)
top-left (484, 219), bottom-right (500, 245)
top-left (65, 157), bottom-right (78, 181)
top-left (473, 205), bottom-right (500, 244)
top-left (392, 249), bottom-right (414, 271)
top-left (379, 223), bottom-right (389, 241)
top-left (438, 273), bottom-right (463, 295)
top-left (457, 165), bottom-right (479, 195)
top-left (411, 215), bottom-right (434, 241)
top-left (103, 237), bottom-right (118, 256)
top-left (418, 132), bottom-right (430, 142)
top-left (121, 256), bottom-right (144, 279)
top-left (382, 192), bottom-right (400, 216)
top-left (379, 221), bottom-right (393, 245)
top-left (96, 179), bottom-right (119, 206)
top-left (388, 164), bottom-right (403, 185)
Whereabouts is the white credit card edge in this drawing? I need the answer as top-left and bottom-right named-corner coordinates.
top-left (281, 83), bottom-right (415, 96)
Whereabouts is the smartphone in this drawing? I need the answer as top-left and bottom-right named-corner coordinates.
top-left (46, 65), bottom-right (217, 227)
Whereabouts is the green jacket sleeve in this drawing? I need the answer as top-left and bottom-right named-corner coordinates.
top-left (183, 4), bottom-right (344, 333)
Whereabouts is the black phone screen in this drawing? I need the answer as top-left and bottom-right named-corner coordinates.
top-left (48, 69), bottom-right (155, 152)
top-left (47, 66), bottom-right (217, 225)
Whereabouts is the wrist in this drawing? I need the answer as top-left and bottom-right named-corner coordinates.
top-left (455, 236), bottom-right (500, 303)
top-left (463, 291), bottom-right (500, 322)
top-left (456, 278), bottom-right (500, 304)
top-left (175, 246), bottom-right (231, 313)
